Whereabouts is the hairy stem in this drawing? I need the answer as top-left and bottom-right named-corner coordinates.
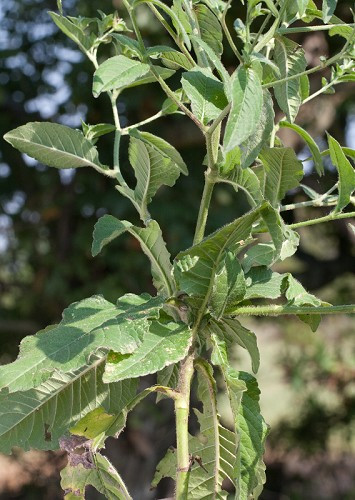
top-left (221, 0), bottom-right (243, 62)
top-left (289, 210), bottom-right (355, 229)
top-left (175, 352), bottom-right (195, 499)
top-left (230, 304), bottom-right (355, 316)
top-left (278, 23), bottom-right (355, 34)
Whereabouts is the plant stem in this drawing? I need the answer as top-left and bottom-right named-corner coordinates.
top-left (280, 198), bottom-right (337, 211)
top-left (302, 79), bottom-right (338, 104)
top-left (122, 110), bottom-right (165, 134)
top-left (230, 304), bottom-right (355, 316)
top-left (207, 103), bottom-right (231, 136)
top-left (278, 23), bottom-right (355, 34)
top-left (289, 210), bottom-right (355, 229)
top-left (193, 126), bottom-right (220, 244)
top-left (175, 352), bottom-right (195, 499)
top-left (182, 0), bottom-right (209, 67)
top-left (221, 0), bottom-right (243, 62)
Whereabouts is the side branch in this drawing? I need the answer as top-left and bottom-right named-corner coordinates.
top-left (230, 304), bottom-right (355, 316)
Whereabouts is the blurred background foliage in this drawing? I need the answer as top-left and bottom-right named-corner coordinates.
top-left (0, 0), bottom-right (354, 498)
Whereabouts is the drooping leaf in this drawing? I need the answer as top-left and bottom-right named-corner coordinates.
top-left (152, 360), bottom-right (237, 498)
top-left (273, 36), bottom-right (307, 122)
top-left (285, 274), bottom-right (322, 307)
top-left (327, 134), bottom-right (355, 213)
top-left (208, 332), bottom-right (268, 499)
top-left (224, 66), bottom-right (263, 152)
top-left (49, 12), bottom-right (95, 53)
top-left (244, 267), bottom-right (285, 300)
top-left (239, 89), bottom-right (274, 168)
top-left (120, 134), bottom-right (185, 218)
top-left (279, 121), bottom-right (324, 176)
top-left (217, 165), bottom-right (264, 206)
top-left (0, 358), bottom-right (137, 453)
top-left (92, 55), bottom-right (174, 97)
top-left (147, 45), bottom-right (193, 70)
top-left (4, 122), bottom-right (108, 173)
top-left (174, 206), bottom-right (263, 312)
top-left (242, 243), bottom-right (276, 272)
top-left (82, 122), bottom-right (116, 142)
top-left (181, 67), bottom-right (228, 125)
top-left (259, 147), bottom-right (304, 206)
top-left (195, 4), bottom-right (223, 56)
top-left (322, 0), bottom-right (337, 22)
top-left (112, 33), bottom-right (143, 59)
top-left (92, 215), bottom-right (175, 296)
top-left (61, 451), bottom-right (132, 500)
top-left (209, 252), bottom-right (246, 319)
top-left (0, 294), bottom-right (163, 393)
top-left (103, 320), bottom-right (192, 383)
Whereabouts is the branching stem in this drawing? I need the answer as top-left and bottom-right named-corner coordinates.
top-left (289, 210), bottom-right (355, 229)
top-left (230, 304), bottom-right (355, 316)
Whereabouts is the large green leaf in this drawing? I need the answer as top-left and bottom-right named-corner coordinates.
top-left (92, 55), bottom-right (174, 97)
top-left (152, 360), bottom-right (237, 499)
top-left (259, 147), bottom-right (304, 206)
top-left (4, 122), bottom-right (108, 173)
top-left (0, 358), bottom-right (137, 453)
top-left (209, 332), bottom-right (268, 499)
top-left (327, 134), bottom-right (355, 213)
top-left (224, 66), bottom-right (263, 152)
top-left (239, 89), bottom-right (274, 168)
top-left (119, 134), bottom-right (186, 218)
top-left (244, 267), bottom-right (285, 300)
top-left (0, 294), bottom-right (162, 393)
top-left (195, 3), bottom-right (223, 56)
top-left (181, 67), bottom-right (228, 125)
top-left (103, 320), bottom-right (192, 383)
top-left (92, 215), bottom-right (175, 296)
top-left (273, 36), bottom-right (307, 122)
top-left (279, 121), bottom-right (324, 176)
top-left (174, 206), bottom-right (263, 312)
top-left (61, 451), bottom-right (132, 499)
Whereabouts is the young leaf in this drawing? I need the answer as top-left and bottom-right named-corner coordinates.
top-left (92, 216), bottom-right (175, 296)
top-left (273, 36), bottom-right (307, 122)
top-left (0, 294), bottom-right (163, 393)
top-left (327, 134), bottom-right (355, 213)
top-left (181, 67), bottom-right (228, 125)
top-left (208, 333), bottom-right (268, 498)
top-left (279, 121), bottom-right (324, 176)
top-left (49, 12), bottom-right (95, 54)
top-left (152, 361), bottom-right (237, 498)
top-left (0, 359), bottom-right (137, 453)
top-left (194, 3), bottom-right (223, 56)
top-left (103, 320), bottom-right (192, 383)
top-left (147, 46), bottom-right (193, 70)
top-left (217, 165), bottom-right (264, 206)
top-left (209, 252), bottom-right (246, 319)
top-left (224, 66), bottom-right (263, 152)
top-left (3, 122), bottom-right (108, 173)
top-left (174, 206), bottom-right (263, 312)
top-left (93, 55), bottom-right (174, 97)
top-left (244, 267), bottom-right (285, 300)
top-left (259, 147), bottom-right (304, 206)
top-left (285, 274), bottom-right (322, 307)
top-left (322, 0), bottom-right (337, 22)
top-left (239, 89), bottom-right (275, 169)
top-left (82, 122), bottom-right (116, 142)
top-left (61, 451), bottom-right (132, 500)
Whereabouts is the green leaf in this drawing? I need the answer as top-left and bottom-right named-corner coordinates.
top-left (322, 0), bottom-right (337, 22)
top-left (244, 267), bottom-right (285, 300)
top-left (242, 243), bottom-right (276, 272)
top-left (3, 122), bottom-right (108, 173)
top-left (0, 294), bottom-right (163, 393)
top-left (327, 134), bottom-right (355, 213)
top-left (103, 320), bottom-right (192, 383)
top-left (156, 363), bottom-right (179, 402)
top-left (92, 55), bottom-right (174, 97)
top-left (285, 274), bottom-right (322, 307)
top-left (279, 121), bottom-right (324, 176)
top-left (224, 66), bottom-right (263, 152)
top-left (273, 36), bottom-right (307, 122)
top-left (61, 451), bottom-right (132, 499)
top-left (122, 134), bottom-right (186, 217)
top-left (195, 4), bottom-right (223, 56)
top-left (190, 35), bottom-right (232, 98)
top-left (92, 216), bottom-right (174, 296)
top-left (0, 358), bottom-right (137, 453)
top-left (239, 89), bottom-right (275, 169)
top-left (259, 147), bottom-right (304, 206)
top-left (174, 206), bottom-right (262, 312)
top-left (112, 34), bottom-right (143, 59)
top-left (82, 122), bottom-right (116, 142)
top-left (217, 165), bottom-right (264, 206)
top-left (152, 360), bottom-right (237, 498)
top-left (209, 252), bottom-right (246, 319)
top-left (181, 67), bottom-right (228, 125)
top-left (208, 333), bottom-right (268, 498)
top-left (147, 45), bottom-right (193, 70)
top-left (49, 12), bottom-right (95, 53)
